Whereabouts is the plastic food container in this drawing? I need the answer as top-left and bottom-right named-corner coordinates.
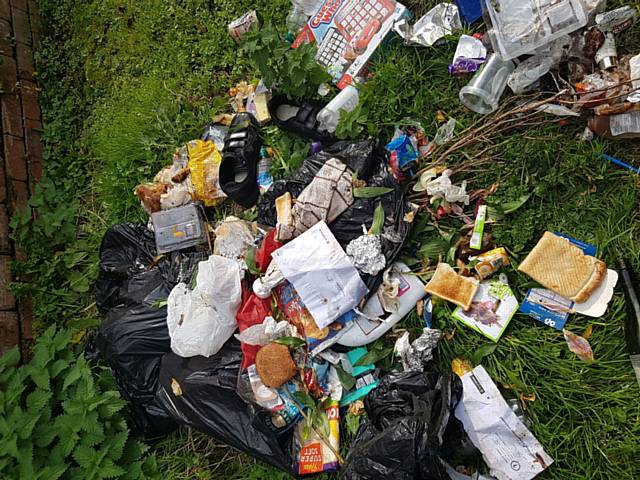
top-left (484, 0), bottom-right (588, 61)
top-left (151, 203), bottom-right (207, 254)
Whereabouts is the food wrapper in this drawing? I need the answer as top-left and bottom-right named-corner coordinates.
top-left (296, 400), bottom-right (340, 475)
top-left (449, 34), bottom-right (486, 75)
top-left (595, 6), bottom-right (637, 33)
top-left (472, 247), bottom-right (510, 279)
top-left (213, 216), bottom-right (255, 260)
top-left (228, 10), bottom-right (260, 44)
top-left (186, 139), bottom-right (226, 206)
top-left (394, 3), bottom-right (461, 47)
top-left (278, 281), bottom-right (353, 356)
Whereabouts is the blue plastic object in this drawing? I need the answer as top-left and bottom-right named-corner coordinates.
top-left (455, 0), bottom-right (483, 25)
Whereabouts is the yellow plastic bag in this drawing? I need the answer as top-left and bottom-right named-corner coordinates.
top-left (186, 139), bottom-right (226, 206)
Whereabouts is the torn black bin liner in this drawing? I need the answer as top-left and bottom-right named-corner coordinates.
top-left (88, 223), bottom-right (206, 437)
top-left (156, 340), bottom-right (295, 474)
top-left (341, 371), bottom-right (474, 480)
top-left (88, 224), bottom-right (297, 473)
top-left (257, 139), bottom-right (411, 297)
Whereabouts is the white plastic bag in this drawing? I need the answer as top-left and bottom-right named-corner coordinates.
top-left (167, 255), bottom-right (242, 357)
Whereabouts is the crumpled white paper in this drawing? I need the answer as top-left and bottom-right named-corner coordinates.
top-left (235, 316), bottom-right (292, 346)
top-left (272, 221), bottom-right (368, 329)
top-left (426, 169), bottom-right (469, 204)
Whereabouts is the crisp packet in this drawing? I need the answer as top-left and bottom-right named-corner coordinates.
top-left (185, 139), bottom-right (226, 206)
top-left (386, 134), bottom-right (419, 179)
top-left (228, 10), bottom-right (260, 44)
top-left (278, 282), bottom-right (353, 356)
top-left (448, 34), bottom-right (486, 75)
top-left (296, 400), bottom-right (340, 475)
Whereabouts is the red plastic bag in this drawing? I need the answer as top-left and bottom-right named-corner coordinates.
top-left (236, 289), bottom-right (273, 369)
top-left (255, 229), bottom-right (282, 272)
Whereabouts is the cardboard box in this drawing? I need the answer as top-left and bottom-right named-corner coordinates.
top-left (293, 0), bottom-right (409, 89)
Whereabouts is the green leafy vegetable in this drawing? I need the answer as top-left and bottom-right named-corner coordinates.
top-left (487, 194), bottom-right (531, 220)
top-left (334, 364), bottom-right (356, 391)
top-left (245, 247), bottom-right (261, 277)
top-left (345, 412), bottom-right (362, 437)
top-left (471, 343), bottom-right (498, 365)
top-left (293, 391), bottom-right (316, 409)
top-left (370, 202), bottom-right (385, 235)
top-left (354, 347), bottom-right (393, 367)
top-left (418, 237), bottom-right (449, 260)
top-left (353, 187), bottom-right (393, 198)
top-left (274, 337), bottom-right (307, 348)
top-left (274, 336), bottom-right (307, 349)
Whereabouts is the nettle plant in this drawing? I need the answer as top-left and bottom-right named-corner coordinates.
top-left (0, 327), bottom-right (159, 479)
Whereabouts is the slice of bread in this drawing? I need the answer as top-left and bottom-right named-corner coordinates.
top-left (518, 232), bottom-right (607, 303)
top-left (425, 263), bottom-right (479, 310)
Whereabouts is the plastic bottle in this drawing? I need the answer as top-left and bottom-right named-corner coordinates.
top-left (588, 112), bottom-right (640, 139)
top-left (256, 147), bottom-right (273, 194)
top-left (286, 4), bottom-right (308, 35)
top-left (317, 85), bottom-right (360, 133)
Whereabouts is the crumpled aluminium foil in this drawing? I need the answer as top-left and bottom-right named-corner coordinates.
top-left (394, 3), bottom-right (462, 47)
top-left (346, 234), bottom-right (386, 276)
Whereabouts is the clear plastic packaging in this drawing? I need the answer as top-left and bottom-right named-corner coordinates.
top-left (286, 4), bottom-right (308, 34)
top-left (294, 0), bottom-right (324, 16)
top-left (460, 53), bottom-right (515, 114)
top-left (484, 0), bottom-right (588, 61)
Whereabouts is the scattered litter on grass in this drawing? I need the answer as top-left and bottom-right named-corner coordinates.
top-left (87, 2), bottom-right (640, 477)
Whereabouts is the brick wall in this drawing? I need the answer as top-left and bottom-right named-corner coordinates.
top-left (0, 0), bottom-right (42, 354)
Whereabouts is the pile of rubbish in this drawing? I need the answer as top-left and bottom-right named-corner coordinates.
top-left (87, 0), bottom-right (640, 478)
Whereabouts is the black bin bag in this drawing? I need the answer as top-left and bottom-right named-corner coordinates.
top-left (88, 223), bottom-right (206, 438)
top-left (156, 340), bottom-right (296, 474)
top-left (341, 371), bottom-right (476, 480)
top-left (257, 139), bottom-right (411, 297)
top-left (88, 224), bottom-right (297, 473)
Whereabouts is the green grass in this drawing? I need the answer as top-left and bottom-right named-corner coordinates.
top-left (12, 0), bottom-right (640, 478)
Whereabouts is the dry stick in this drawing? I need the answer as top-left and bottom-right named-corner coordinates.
top-left (414, 92), bottom-right (565, 180)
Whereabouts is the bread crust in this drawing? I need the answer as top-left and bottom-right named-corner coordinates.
top-left (573, 259), bottom-right (607, 303)
top-left (518, 231), bottom-right (607, 303)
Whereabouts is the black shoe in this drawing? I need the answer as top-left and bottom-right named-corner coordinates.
top-left (219, 112), bottom-right (261, 208)
top-left (268, 95), bottom-right (336, 142)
